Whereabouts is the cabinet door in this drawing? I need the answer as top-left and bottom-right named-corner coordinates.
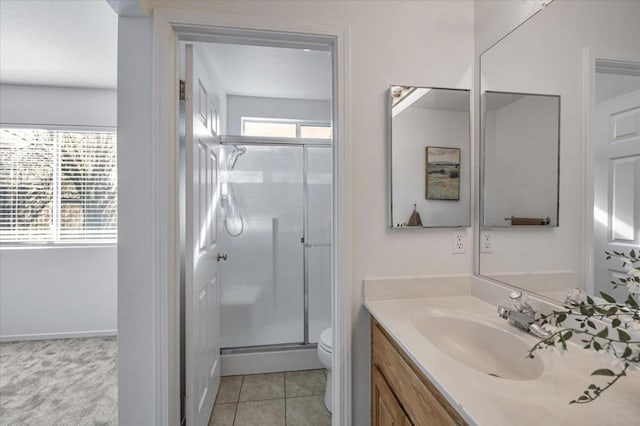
top-left (372, 366), bottom-right (412, 426)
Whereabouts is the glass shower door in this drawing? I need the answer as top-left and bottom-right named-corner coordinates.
top-left (220, 145), bottom-right (304, 348)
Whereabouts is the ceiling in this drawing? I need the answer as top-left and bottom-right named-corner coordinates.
top-left (0, 0), bottom-right (117, 89)
top-left (201, 43), bottom-right (332, 101)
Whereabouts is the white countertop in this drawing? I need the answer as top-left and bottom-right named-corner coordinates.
top-left (364, 289), bottom-right (640, 425)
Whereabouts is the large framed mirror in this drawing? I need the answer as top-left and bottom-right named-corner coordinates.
top-left (479, 0), bottom-right (640, 303)
top-left (389, 86), bottom-right (471, 228)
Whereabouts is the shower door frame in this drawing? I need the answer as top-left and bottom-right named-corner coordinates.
top-left (219, 136), bottom-right (331, 353)
top-left (149, 10), bottom-right (351, 426)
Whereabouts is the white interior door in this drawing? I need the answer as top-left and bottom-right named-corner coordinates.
top-left (184, 43), bottom-right (221, 426)
top-left (594, 84), bottom-right (640, 298)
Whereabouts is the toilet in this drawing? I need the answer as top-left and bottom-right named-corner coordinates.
top-left (317, 327), bottom-right (333, 412)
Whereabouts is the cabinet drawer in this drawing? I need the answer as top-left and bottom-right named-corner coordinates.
top-left (372, 319), bottom-right (466, 426)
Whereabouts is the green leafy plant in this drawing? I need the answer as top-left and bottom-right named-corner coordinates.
top-left (528, 249), bottom-right (640, 404)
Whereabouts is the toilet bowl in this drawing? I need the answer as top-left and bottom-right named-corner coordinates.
top-left (317, 327), bottom-right (333, 413)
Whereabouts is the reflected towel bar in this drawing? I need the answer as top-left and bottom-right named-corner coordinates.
top-left (505, 216), bottom-right (551, 226)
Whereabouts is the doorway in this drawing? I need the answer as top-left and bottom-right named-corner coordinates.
top-left (591, 58), bottom-right (640, 299)
top-left (175, 24), bottom-right (343, 425)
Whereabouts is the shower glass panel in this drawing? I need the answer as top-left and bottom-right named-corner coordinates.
top-left (220, 145), bottom-right (304, 348)
top-left (306, 146), bottom-right (332, 343)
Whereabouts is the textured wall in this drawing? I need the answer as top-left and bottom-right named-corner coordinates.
top-left (475, 0), bottom-right (545, 55)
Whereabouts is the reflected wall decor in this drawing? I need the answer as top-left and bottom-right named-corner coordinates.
top-left (389, 86), bottom-right (470, 228)
top-left (425, 146), bottom-right (460, 200)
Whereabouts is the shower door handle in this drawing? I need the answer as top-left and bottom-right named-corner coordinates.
top-left (217, 252), bottom-right (228, 262)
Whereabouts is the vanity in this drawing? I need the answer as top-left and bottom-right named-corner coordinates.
top-left (371, 316), bottom-right (466, 425)
top-left (376, 0), bottom-right (640, 423)
top-left (365, 277), bottom-right (640, 426)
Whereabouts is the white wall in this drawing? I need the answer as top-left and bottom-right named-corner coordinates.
top-left (0, 84), bottom-right (117, 341)
top-left (392, 106), bottom-right (470, 227)
top-left (0, 247), bottom-right (117, 340)
top-left (474, 0), bottom-right (544, 54)
top-left (117, 14), bottom-right (157, 425)
top-left (0, 84), bottom-right (117, 128)
top-left (226, 95), bottom-right (331, 135)
top-left (478, 1), bottom-right (640, 287)
top-left (125, 2), bottom-right (474, 424)
top-left (483, 95), bottom-right (559, 226)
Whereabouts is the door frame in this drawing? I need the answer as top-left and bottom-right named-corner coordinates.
top-left (582, 47), bottom-right (640, 296)
top-left (151, 9), bottom-right (352, 425)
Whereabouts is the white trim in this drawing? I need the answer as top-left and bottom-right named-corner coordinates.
top-left (151, 9), bottom-right (351, 426)
top-left (330, 20), bottom-right (352, 426)
top-left (583, 47), bottom-right (596, 296)
top-left (0, 329), bottom-right (117, 343)
top-left (152, 10), bottom-right (180, 426)
top-left (582, 47), bottom-right (640, 296)
top-left (220, 348), bottom-right (323, 376)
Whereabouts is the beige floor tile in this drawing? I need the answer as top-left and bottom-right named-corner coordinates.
top-left (239, 373), bottom-right (285, 402)
top-left (216, 376), bottom-right (243, 404)
top-left (209, 403), bottom-right (236, 426)
top-left (284, 370), bottom-right (326, 397)
top-left (234, 399), bottom-right (285, 426)
top-left (285, 396), bottom-right (331, 426)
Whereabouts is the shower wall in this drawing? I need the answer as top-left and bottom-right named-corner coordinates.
top-left (219, 144), bottom-right (331, 348)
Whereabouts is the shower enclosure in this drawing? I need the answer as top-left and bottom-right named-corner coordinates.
top-left (219, 137), bottom-right (332, 352)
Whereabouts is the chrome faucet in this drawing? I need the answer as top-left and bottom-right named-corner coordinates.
top-left (497, 291), bottom-right (551, 339)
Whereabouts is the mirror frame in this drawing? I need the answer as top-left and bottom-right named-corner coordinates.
top-left (388, 85), bottom-right (472, 229)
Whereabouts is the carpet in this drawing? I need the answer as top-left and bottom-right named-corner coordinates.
top-left (0, 337), bottom-right (117, 425)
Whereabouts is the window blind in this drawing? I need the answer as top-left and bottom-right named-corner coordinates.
top-left (0, 128), bottom-right (117, 244)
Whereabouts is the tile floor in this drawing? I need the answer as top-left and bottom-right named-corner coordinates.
top-left (209, 369), bottom-right (331, 426)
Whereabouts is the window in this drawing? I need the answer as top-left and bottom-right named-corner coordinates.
top-left (241, 118), bottom-right (332, 139)
top-left (242, 120), bottom-right (297, 138)
top-left (0, 128), bottom-right (117, 244)
top-left (300, 125), bottom-right (332, 139)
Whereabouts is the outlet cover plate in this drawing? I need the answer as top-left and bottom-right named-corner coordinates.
top-left (452, 230), bottom-right (466, 254)
top-left (481, 232), bottom-right (493, 253)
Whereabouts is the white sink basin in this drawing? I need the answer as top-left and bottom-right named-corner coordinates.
top-left (412, 309), bottom-right (545, 381)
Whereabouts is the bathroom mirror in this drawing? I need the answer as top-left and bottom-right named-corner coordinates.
top-left (482, 91), bottom-right (560, 228)
top-left (479, 0), bottom-right (640, 303)
top-left (389, 86), bottom-right (471, 228)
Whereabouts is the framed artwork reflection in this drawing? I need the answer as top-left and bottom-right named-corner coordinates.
top-left (425, 146), bottom-right (460, 200)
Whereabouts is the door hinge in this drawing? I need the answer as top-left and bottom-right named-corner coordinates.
top-left (179, 80), bottom-right (185, 101)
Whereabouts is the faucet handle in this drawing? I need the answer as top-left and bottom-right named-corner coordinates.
top-left (565, 287), bottom-right (586, 306)
top-left (509, 290), bottom-right (533, 314)
top-left (497, 305), bottom-right (511, 319)
top-left (509, 290), bottom-right (523, 301)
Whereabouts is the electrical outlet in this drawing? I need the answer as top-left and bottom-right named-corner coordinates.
top-left (481, 232), bottom-right (493, 253)
top-left (452, 230), bottom-right (466, 254)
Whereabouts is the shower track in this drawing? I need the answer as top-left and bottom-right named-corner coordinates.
top-left (221, 342), bottom-right (318, 355)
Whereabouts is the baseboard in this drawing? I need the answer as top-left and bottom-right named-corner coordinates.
top-left (0, 329), bottom-right (118, 343)
top-left (221, 347), bottom-right (323, 376)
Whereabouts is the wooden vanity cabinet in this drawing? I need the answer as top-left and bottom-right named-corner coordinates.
top-left (372, 365), bottom-right (411, 425)
top-left (371, 318), bottom-right (467, 426)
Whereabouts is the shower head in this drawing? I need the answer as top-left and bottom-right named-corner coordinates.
top-left (228, 145), bottom-right (247, 170)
